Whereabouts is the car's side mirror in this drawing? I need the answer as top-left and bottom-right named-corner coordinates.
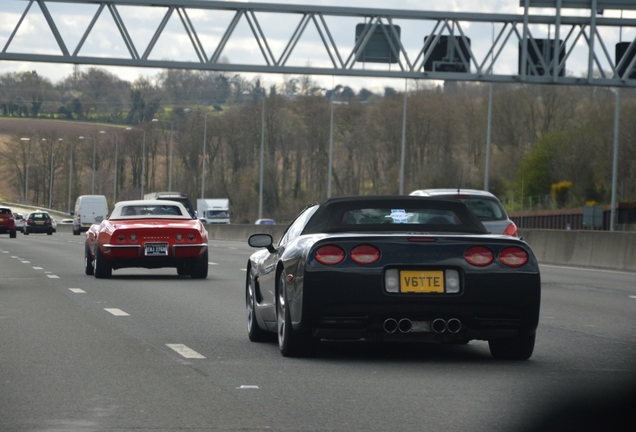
top-left (248, 234), bottom-right (275, 253)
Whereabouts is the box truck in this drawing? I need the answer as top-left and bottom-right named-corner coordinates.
top-left (197, 199), bottom-right (230, 224)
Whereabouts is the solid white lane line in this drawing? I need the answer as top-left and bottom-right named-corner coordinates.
top-left (69, 288), bottom-right (86, 293)
top-left (33, 267), bottom-right (43, 269)
top-left (166, 344), bottom-right (206, 359)
top-left (104, 308), bottom-right (130, 316)
top-left (47, 275), bottom-right (59, 279)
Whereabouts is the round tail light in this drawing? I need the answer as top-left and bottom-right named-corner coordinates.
top-left (503, 222), bottom-right (518, 237)
top-left (499, 247), bottom-right (528, 267)
top-left (315, 245), bottom-right (345, 265)
top-left (350, 244), bottom-right (380, 264)
top-left (464, 246), bottom-right (494, 266)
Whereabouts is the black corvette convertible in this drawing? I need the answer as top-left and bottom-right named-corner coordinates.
top-left (246, 196), bottom-right (541, 360)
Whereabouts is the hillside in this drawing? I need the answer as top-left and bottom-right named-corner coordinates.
top-left (0, 117), bottom-right (121, 204)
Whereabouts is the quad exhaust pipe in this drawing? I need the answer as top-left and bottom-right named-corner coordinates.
top-left (398, 318), bottom-right (412, 333)
top-left (383, 318), bottom-right (462, 334)
top-left (383, 318), bottom-right (398, 333)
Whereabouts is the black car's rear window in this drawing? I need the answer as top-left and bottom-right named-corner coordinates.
top-left (303, 197), bottom-right (487, 235)
top-left (343, 208), bottom-right (460, 225)
top-left (30, 213), bottom-right (49, 220)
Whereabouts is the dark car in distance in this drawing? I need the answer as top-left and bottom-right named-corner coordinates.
top-left (24, 211), bottom-right (54, 235)
top-left (246, 196), bottom-right (541, 360)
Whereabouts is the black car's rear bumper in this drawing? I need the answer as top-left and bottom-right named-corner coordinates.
top-left (299, 271), bottom-right (540, 342)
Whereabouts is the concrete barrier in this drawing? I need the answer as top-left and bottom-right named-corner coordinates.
top-left (53, 223), bottom-right (636, 272)
top-left (205, 224), bottom-right (287, 243)
top-left (519, 229), bottom-right (636, 272)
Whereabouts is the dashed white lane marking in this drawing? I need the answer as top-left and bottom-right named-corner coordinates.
top-left (629, 296), bottom-right (636, 299)
top-left (11, 256), bottom-right (19, 258)
top-left (47, 275), bottom-right (59, 279)
top-left (2, 251), bottom-right (9, 253)
top-left (166, 344), bottom-right (206, 359)
top-left (21, 260), bottom-right (31, 263)
top-left (209, 262), bottom-right (219, 265)
top-left (237, 385), bottom-right (259, 389)
top-left (105, 308), bottom-right (130, 316)
top-left (69, 288), bottom-right (86, 293)
top-left (33, 267), bottom-right (43, 269)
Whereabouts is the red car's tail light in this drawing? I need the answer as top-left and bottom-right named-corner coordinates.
top-left (503, 222), bottom-right (518, 237)
top-left (129, 234), bottom-right (138, 242)
top-left (117, 234), bottom-right (125, 243)
top-left (464, 246), bottom-right (494, 266)
top-left (175, 233), bottom-right (184, 242)
top-left (187, 233), bottom-right (196, 243)
top-left (315, 245), bottom-right (345, 265)
top-left (350, 244), bottom-right (380, 264)
top-left (499, 247), bottom-right (528, 267)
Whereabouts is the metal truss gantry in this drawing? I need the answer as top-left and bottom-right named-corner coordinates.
top-left (1, 0), bottom-right (636, 87)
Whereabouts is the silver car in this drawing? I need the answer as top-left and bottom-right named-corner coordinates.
top-left (13, 213), bottom-right (25, 233)
top-left (409, 189), bottom-right (518, 236)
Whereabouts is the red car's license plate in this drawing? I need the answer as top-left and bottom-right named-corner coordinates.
top-left (400, 270), bottom-right (444, 293)
top-left (145, 243), bottom-right (168, 256)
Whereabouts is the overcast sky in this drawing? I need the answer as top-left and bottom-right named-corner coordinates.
top-left (1, 0), bottom-right (634, 92)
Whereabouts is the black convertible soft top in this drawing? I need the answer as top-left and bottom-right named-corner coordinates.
top-left (302, 196), bottom-right (488, 235)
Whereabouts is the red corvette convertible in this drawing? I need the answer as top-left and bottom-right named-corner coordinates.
top-left (85, 200), bottom-right (209, 279)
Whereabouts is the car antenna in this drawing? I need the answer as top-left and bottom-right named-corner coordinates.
top-left (457, 172), bottom-right (464, 194)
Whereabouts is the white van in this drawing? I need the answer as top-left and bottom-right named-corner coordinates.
top-left (72, 195), bottom-right (109, 235)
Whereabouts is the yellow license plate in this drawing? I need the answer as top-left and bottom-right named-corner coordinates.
top-left (400, 271), bottom-right (444, 293)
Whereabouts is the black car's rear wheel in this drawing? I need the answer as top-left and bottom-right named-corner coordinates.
top-left (277, 272), bottom-right (316, 357)
top-left (246, 270), bottom-right (269, 342)
top-left (84, 244), bottom-right (94, 276)
top-left (93, 245), bottom-right (112, 279)
top-left (190, 249), bottom-right (208, 279)
top-left (488, 333), bottom-right (536, 360)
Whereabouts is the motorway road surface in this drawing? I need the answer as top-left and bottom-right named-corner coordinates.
top-left (1, 232), bottom-right (635, 431)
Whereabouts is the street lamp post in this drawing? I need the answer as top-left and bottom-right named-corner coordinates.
top-left (484, 23), bottom-right (495, 191)
top-left (151, 118), bottom-right (174, 191)
top-left (399, 79), bottom-right (407, 195)
top-left (259, 95), bottom-right (265, 219)
top-left (20, 137), bottom-right (30, 204)
top-left (520, 156), bottom-right (525, 229)
top-left (79, 136), bottom-right (97, 195)
top-left (202, 112), bottom-right (208, 200)
top-left (125, 127), bottom-right (146, 198)
top-left (328, 84), bottom-right (334, 198)
top-left (44, 138), bottom-right (63, 209)
top-left (100, 131), bottom-right (119, 202)
top-left (68, 142), bottom-right (73, 214)
top-left (184, 108), bottom-right (208, 199)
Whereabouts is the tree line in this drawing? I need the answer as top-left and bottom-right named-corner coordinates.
top-left (1, 67), bottom-right (635, 224)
